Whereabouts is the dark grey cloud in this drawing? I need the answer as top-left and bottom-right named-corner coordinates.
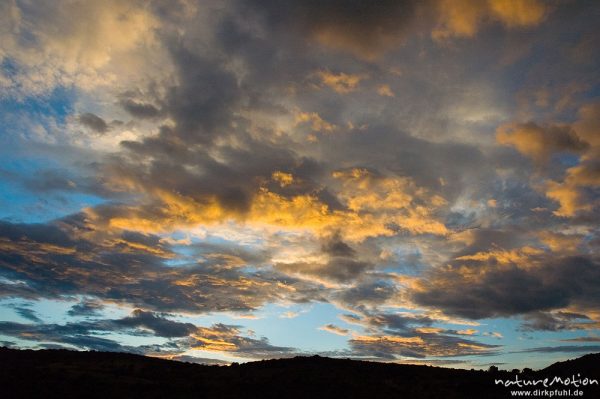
top-left (0, 320), bottom-right (138, 353)
top-left (275, 257), bottom-right (372, 284)
top-left (518, 346), bottom-right (600, 354)
top-left (369, 312), bottom-right (434, 334)
top-left (339, 308), bottom-right (434, 336)
top-left (413, 255), bottom-right (600, 320)
top-left (334, 279), bottom-right (399, 308)
top-left (8, 304), bottom-right (42, 323)
top-left (79, 113), bottom-right (109, 134)
top-left (321, 233), bottom-right (356, 257)
top-left (562, 337), bottom-right (600, 343)
top-left (239, 0), bottom-right (423, 59)
top-left (521, 312), bottom-right (594, 332)
top-left (119, 98), bottom-right (161, 119)
top-left (161, 43), bottom-right (240, 144)
top-left (67, 300), bottom-right (104, 317)
top-left (115, 309), bottom-right (197, 338)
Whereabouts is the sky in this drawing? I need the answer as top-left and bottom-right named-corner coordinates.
top-left (0, 0), bottom-right (599, 370)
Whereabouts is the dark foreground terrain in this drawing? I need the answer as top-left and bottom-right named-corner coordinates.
top-left (1, 347), bottom-right (599, 398)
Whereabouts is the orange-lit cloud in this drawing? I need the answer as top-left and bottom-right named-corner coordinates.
top-left (433, 0), bottom-right (547, 40)
top-left (376, 84), bottom-right (395, 97)
top-left (455, 246), bottom-right (544, 267)
top-left (271, 171), bottom-right (294, 187)
top-left (295, 111), bottom-right (337, 133)
top-left (319, 324), bottom-right (349, 336)
top-left (498, 103), bottom-right (600, 217)
top-left (538, 231), bottom-right (582, 254)
top-left (316, 70), bottom-right (365, 94)
top-left (350, 333), bottom-right (497, 358)
top-left (496, 122), bottom-right (587, 164)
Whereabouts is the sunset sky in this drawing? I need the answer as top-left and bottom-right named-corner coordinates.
top-left (1, 0), bottom-right (600, 370)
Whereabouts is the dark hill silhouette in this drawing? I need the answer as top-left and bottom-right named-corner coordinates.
top-left (541, 352), bottom-right (600, 376)
top-left (1, 347), bottom-right (598, 398)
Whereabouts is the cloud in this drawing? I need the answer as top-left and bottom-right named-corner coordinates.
top-left (238, 0), bottom-right (549, 59)
top-left (295, 111), bottom-right (337, 133)
top-left (78, 113), bottom-right (109, 134)
top-left (8, 303), bottom-right (42, 323)
top-left (321, 233), bottom-right (356, 257)
top-left (496, 104), bottom-right (600, 217)
top-left (91, 143), bottom-right (449, 245)
top-left (276, 258), bottom-right (372, 285)
top-left (67, 300), bottom-right (104, 317)
top-left (376, 84), bottom-right (395, 97)
top-left (349, 333), bottom-right (498, 359)
top-left (561, 337), bottom-right (600, 343)
top-left (412, 252), bottom-right (600, 320)
top-left (518, 346), bottom-right (600, 354)
top-left (0, 320), bottom-right (140, 353)
top-left (0, 309), bottom-right (298, 360)
top-left (0, 0), bottom-right (159, 95)
top-left (496, 122), bottom-right (588, 164)
top-left (279, 311), bottom-right (300, 319)
top-left (319, 324), bottom-right (349, 336)
top-left (1, 0), bottom-right (599, 365)
top-left (190, 323), bottom-right (296, 359)
top-left (159, 44), bottom-right (241, 145)
top-left (315, 70), bottom-right (365, 94)
top-left (241, 0), bottom-right (421, 59)
top-left (545, 162), bottom-right (600, 217)
top-left (433, 0), bottom-right (547, 40)
top-left (0, 218), bottom-right (322, 314)
top-left (114, 309), bottom-right (197, 338)
top-left (119, 98), bottom-right (161, 119)
top-left (521, 311), bottom-right (597, 332)
top-left (334, 279), bottom-right (399, 308)
top-left (322, 307), bottom-right (499, 359)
